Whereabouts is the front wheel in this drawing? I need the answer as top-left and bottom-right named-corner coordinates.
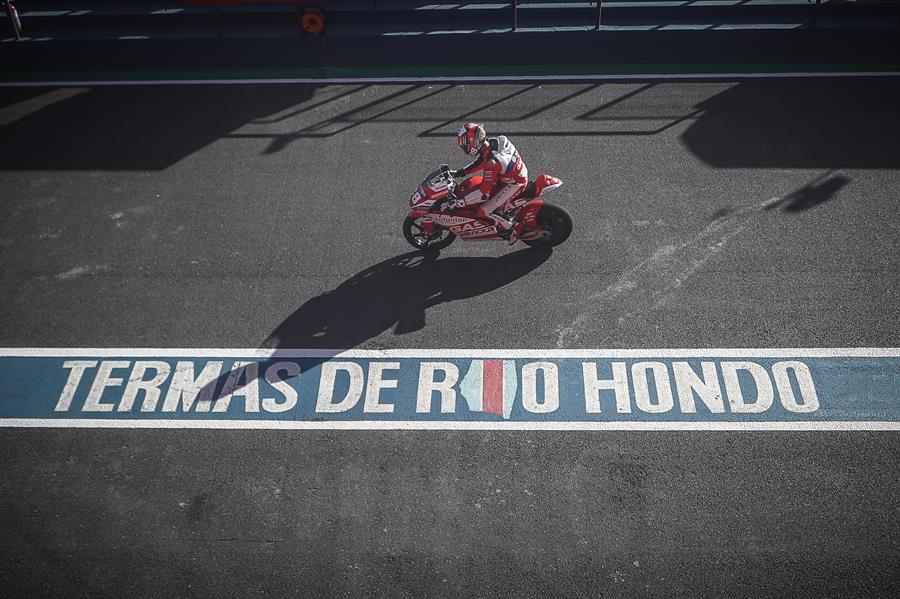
top-left (523, 203), bottom-right (573, 248)
top-left (403, 215), bottom-right (456, 251)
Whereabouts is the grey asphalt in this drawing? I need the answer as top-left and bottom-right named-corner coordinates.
top-left (0, 78), bottom-right (898, 597)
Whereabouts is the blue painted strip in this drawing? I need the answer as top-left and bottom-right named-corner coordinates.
top-left (0, 351), bottom-right (897, 426)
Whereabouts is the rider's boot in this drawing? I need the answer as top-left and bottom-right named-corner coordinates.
top-left (479, 208), bottom-right (514, 235)
top-left (507, 220), bottom-right (526, 246)
top-left (490, 212), bottom-right (525, 245)
top-left (489, 211), bottom-right (524, 246)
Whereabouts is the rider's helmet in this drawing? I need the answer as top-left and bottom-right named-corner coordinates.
top-left (457, 122), bottom-right (487, 157)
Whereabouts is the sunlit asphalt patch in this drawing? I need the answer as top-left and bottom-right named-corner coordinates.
top-left (0, 349), bottom-right (897, 430)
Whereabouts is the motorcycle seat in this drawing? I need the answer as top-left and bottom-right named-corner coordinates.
top-left (521, 180), bottom-right (537, 199)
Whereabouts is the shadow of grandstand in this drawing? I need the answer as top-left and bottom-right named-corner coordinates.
top-left (195, 248), bottom-right (551, 400)
top-left (409, 78), bottom-right (900, 170)
top-left (4, 77), bottom-right (895, 172)
top-left (0, 84), bottom-right (320, 171)
top-left (680, 77), bottom-right (900, 169)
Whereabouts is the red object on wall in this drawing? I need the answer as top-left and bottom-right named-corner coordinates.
top-left (301, 7), bottom-right (324, 33)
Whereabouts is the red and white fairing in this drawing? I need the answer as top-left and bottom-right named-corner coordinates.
top-left (406, 165), bottom-right (564, 244)
top-left (408, 166), bottom-right (455, 209)
top-left (533, 174), bottom-right (562, 196)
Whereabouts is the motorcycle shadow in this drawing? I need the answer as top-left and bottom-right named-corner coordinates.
top-left (195, 248), bottom-right (551, 402)
top-left (264, 247), bottom-right (552, 351)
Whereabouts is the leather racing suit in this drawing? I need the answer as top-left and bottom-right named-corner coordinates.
top-left (452, 135), bottom-right (528, 229)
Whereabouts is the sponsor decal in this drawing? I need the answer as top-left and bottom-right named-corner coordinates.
top-left (450, 221), bottom-right (497, 237)
top-left (431, 215), bottom-right (472, 226)
top-left (0, 349), bottom-right (898, 429)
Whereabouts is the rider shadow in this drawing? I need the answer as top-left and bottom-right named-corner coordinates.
top-left (265, 248), bottom-right (551, 348)
top-left (198, 248), bottom-right (552, 399)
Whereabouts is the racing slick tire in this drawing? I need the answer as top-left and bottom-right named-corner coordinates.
top-left (403, 215), bottom-right (457, 252)
top-left (523, 203), bottom-right (573, 248)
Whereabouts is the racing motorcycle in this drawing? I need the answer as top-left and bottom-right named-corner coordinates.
top-left (403, 165), bottom-right (572, 251)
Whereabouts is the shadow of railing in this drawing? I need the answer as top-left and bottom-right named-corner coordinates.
top-left (0, 84), bottom-right (318, 171)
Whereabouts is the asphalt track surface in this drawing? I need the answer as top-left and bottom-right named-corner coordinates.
top-left (1, 78), bottom-right (899, 596)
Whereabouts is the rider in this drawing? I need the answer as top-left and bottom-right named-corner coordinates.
top-left (443, 122), bottom-right (529, 244)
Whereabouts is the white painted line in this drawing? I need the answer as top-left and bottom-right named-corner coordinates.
top-left (659, 24), bottom-right (714, 30)
top-left (605, 1), bottom-right (687, 5)
top-left (20, 10), bottom-right (70, 17)
top-left (425, 29), bottom-right (478, 35)
top-left (1, 418), bottom-right (897, 431)
top-left (713, 23), bottom-right (803, 30)
top-left (2, 347), bottom-right (899, 358)
top-left (1, 72), bottom-right (900, 87)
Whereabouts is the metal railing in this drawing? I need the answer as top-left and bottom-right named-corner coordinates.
top-left (512, 1), bottom-right (603, 31)
top-left (4, 0), bottom-right (899, 40)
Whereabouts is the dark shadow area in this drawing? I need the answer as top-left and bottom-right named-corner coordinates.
top-left (0, 87), bottom-right (53, 110)
top-left (13, 78), bottom-right (895, 172)
top-left (765, 172), bottom-right (850, 212)
top-left (264, 248), bottom-right (551, 349)
top-left (415, 82), bottom-right (703, 138)
top-left (249, 84), bottom-right (372, 125)
top-left (418, 84), bottom-right (542, 137)
top-left (681, 78), bottom-right (900, 169)
top-left (196, 248), bottom-right (551, 400)
top-left (255, 83), bottom-right (454, 148)
top-left (575, 83), bottom-right (654, 120)
top-left (409, 78), bottom-right (900, 165)
top-left (0, 84), bottom-right (322, 171)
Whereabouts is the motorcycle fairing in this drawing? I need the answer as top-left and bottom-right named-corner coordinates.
top-left (431, 212), bottom-right (500, 240)
top-left (514, 199), bottom-right (545, 240)
top-left (533, 174), bottom-right (562, 197)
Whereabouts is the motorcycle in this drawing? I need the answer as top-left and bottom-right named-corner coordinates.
top-left (403, 165), bottom-right (573, 251)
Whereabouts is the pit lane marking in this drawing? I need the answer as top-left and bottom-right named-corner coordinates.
top-left (1, 348), bottom-right (897, 431)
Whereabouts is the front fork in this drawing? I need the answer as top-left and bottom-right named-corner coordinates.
top-left (409, 210), bottom-right (438, 238)
top-left (420, 220), bottom-right (437, 238)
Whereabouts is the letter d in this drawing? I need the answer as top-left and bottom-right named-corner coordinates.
top-left (316, 362), bottom-right (364, 413)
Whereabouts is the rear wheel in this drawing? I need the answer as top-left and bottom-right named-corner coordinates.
top-left (523, 203), bottom-right (573, 248)
top-left (403, 215), bottom-right (456, 251)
